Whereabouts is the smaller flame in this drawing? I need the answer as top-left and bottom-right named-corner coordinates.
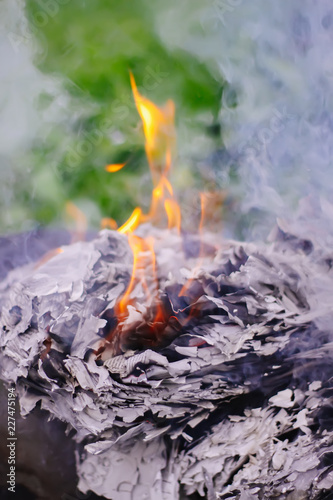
top-left (65, 201), bottom-right (87, 242)
top-left (105, 163), bottom-right (126, 173)
top-left (164, 198), bottom-right (181, 232)
top-left (116, 234), bottom-right (163, 323)
top-left (198, 190), bottom-right (225, 232)
top-left (117, 233), bottom-right (145, 316)
top-left (101, 217), bottom-right (118, 230)
top-left (118, 207), bottom-right (142, 234)
top-left (34, 247), bottom-right (63, 269)
top-left (199, 192), bottom-right (208, 235)
top-left (178, 192), bottom-right (214, 298)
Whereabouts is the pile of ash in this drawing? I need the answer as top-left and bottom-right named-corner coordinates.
top-left (0, 201), bottom-right (333, 500)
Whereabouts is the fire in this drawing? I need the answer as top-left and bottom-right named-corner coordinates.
top-left (178, 193), bottom-right (207, 298)
top-left (105, 74), bottom-right (225, 344)
top-left (105, 163), bottom-right (126, 173)
top-left (104, 73), bottom-right (180, 330)
top-left (117, 233), bottom-right (147, 316)
top-left (106, 74), bottom-right (180, 235)
top-left (116, 234), bottom-right (163, 323)
top-left (65, 201), bottom-right (87, 242)
top-left (198, 190), bottom-right (225, 231)
top-left (34, 247), bottom-right (64, 269)
top-left (178, 191), bottom-right (221, 298)
top-left (164, 198), bottom-right (181, 232)
top-left (99, 74), bottom-right (226, 352)
top-left (129, 72), bottom-right (175, 179)
top-left (100, 217), bottom-right (118, 230)
top-left (118, 207), bottom-right (142, 234)
top-left (103, 75), bottom-right (225, 345)
top-left (199, 192), bottom-right (208, 235)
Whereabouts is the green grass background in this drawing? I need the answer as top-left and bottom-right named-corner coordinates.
top-left (22, 0), bottom-right (228, 230)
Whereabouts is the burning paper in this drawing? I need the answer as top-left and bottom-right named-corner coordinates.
top-left (0, 76), bottom-right (333, 500)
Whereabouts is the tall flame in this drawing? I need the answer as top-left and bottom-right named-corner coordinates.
top-left (102, 75), bottom-right (224, 347)
top-left (129, 72), bottom-right (175, 180)
top-left (108, 73), bottom-right (180, 324)
top-left (107, 73), bottom-right (180, 236)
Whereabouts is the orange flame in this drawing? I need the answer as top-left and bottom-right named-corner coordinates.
top-left (105, 163), bottom-right (126, 173)
top-left (99, 75), bottom-right (226, 352)
top-left (129, 72), bottom-right (175, 180)
top-left (199, 190), bottom-right (225, 231)
top-left (178, 192), bottom-right (210, 298)
top-left (34, 247), bottom-right (63, 269)
top-left (65, 201), bottom-right (87, 242)
top-left (164, 198), bottom-right (181, 232)
top-left (117, 234), bottom-right (163, 323)
top-left (117, 233), bottom-right (146, 316)
top-left (118, 207), bottom-right (142, 234)
top-left (106, 74), bottom-right (181, 330)
top-left (106, 74), bottom-right (180, 235)
top-left (199, 192), bottom-right (207, 235)
top-left (100, 217), bottom-right (118, 230)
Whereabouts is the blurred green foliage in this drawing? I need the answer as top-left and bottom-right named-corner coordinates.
top-left (23, 0), bottom-right (225, 229)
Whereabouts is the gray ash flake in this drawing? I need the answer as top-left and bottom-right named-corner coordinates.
top-left (1, 207), bottom-right (333, 499)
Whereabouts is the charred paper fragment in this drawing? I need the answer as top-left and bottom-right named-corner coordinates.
top-left (1, 204), bottom-right (333, 499)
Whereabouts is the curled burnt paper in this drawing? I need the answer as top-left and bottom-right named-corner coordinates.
top-left (1, 200), bottom-right (333, 500)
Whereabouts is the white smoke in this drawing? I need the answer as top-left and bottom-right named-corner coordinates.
top-left (155, 0), bottom-right (333, 239)
top-left (0, 0), bottom-right (92, 232)
top-left (1, 0), bottom-right (333, 240)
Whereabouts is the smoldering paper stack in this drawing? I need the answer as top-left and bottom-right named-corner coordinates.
top-left (1, 200), bottom-right (333, 500)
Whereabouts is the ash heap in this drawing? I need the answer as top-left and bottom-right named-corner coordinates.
top-left (1, 204), bottom-right (333, 500)
top-left (1, 76), bottom-right (333, 499)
